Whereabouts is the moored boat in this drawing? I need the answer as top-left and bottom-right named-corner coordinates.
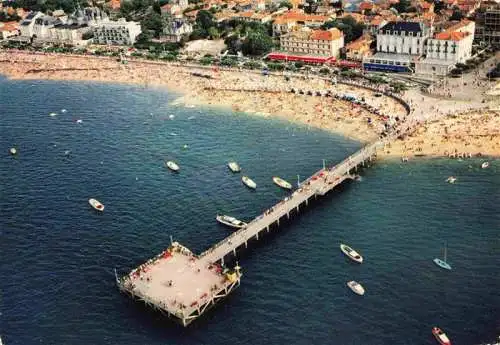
top-left (272, 176), bottom-right (292, 190)
top-left (481, 161), bottom-right (489, 169)
top-left (216, 214), bottom-right (247, 229)
top-left (432, 327), bottom-right (451, 345)
top-left (446, 176), bottom-right (457, 184)
top-left (88, 198), bottom-right (104, 212)
top-left (340, 243), bottom-right (363, 263)
top-left (165, 160), bottom-right (180, 172)
top-left (9, 147), bottom-right (17, 155)
top-left (347, 280), bottom-right (365, 295)
top-left (433, 242), bottom-right (452, 270)
top-left (242, 176), bottom-right (256, 189)
top-left (228, 162), bottom-right (241, 173)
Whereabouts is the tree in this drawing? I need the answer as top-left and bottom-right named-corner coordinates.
top-left (0, 12), bottom-right (21, 22)
top-left (433, 0), bottom-right (445, 13)
top-left (140, 12), bottom-right (165, 38)
top-left (278, 0), bottom-right (293, 9)
top-left (301, 0), bottom-right (319, 13)
top-left (208, 27), bottom-right (221, 39)
top-left (225, 34), bottom-right (242, 54)
top-left (190, 27), bottom-right (208, 40)
top-left (321, 16), bottom-right (365, 43)
top-left (241, 30), bottom-right (273, 56)
top-left (196, 10), bottom-right (215, 31)
top-left (390, 0), bottom-right (412, 13)
top-left (450, 8), bottom-right (463, 20)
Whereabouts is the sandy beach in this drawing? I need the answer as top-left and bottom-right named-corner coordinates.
top-left (1, 50), bottom-right (499, 158)
top-left (0, 51), bottom-right (408, 143)
top-left (381, 110), bottom-right (500, 158)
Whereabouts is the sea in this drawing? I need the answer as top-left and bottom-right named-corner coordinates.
top-left (0, 76), bottom-right (499, 345)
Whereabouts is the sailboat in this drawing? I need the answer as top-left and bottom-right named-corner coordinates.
top-left (433, 242), bottom-right (452, 270)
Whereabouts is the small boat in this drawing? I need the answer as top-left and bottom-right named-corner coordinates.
top-left (169, 114), bottom-right (175, 120)
top-left (242, 176), bottom-right (257, 189)
top-left (88, 198), bottom-right (104, 212)
top-left (61, 109), bottom-right (67, 113)
top-left (273, 176), bottom-right (292, 190)
top-left (446, 176), bottom-right (457, 184)
top-left (432, 327), bottom-right (452, 345)
top-left (9, 147), bottom-right (17, 155)
top-left (481, 161), bottom-right (489, 169)
top-left (165, 160), bottom-right (180, 172)
top-left (216, 214), bottom-right (247, 229)
top-left (76, 119), bottom-right (83, 124)
top-left (347, 280), bottom-right (365, 295)
top-left (433, 242), bottom-right (452, 270)
top-left (228, 162), bottom-right (241, 173)
top-left (49, 112), bottom-right (57, 117)
top-left (340, 243), bottom-right (363, 263)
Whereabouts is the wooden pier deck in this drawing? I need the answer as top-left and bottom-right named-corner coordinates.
top-left (117, 139), bottom-right (384, 326)
top-left (199, 141), bottom-right (382, 266)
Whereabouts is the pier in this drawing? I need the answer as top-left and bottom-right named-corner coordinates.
top-left (116, 139), bottom-right (384, 326)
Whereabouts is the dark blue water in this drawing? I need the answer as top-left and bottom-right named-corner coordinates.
top-left (1, 77), bottom-right (499, 345)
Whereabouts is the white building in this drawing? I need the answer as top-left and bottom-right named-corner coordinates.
top-left (363, 21), bottom-right (431, 72)
top-left (33, 15), bottom-right (61, 39)
top-left (280, 27), bottom-right (344, 57)
top-left (19, 11), bottom-right (44, 38)
top-left (93, 18), bottom-right (142, 45)
top-left (376, 21), bottom-right (430, 56)
top-left (162, 17), bottom-right (193, 42)
top-left (48, 23), bottom-right (92, 45)
top-left (415, 20), bottom-right (475, 76)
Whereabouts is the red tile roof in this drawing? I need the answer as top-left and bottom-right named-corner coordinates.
top-left (310, 28), bottom-right (343, 40)
top-left (359, 1), bottom-right (374, 10)
top-left (435, 31), bottom-right (468, 40)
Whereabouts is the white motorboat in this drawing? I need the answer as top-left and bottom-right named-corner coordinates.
top-left (61, 109), bottom-right (67, 113)
top-left (49, 112), bottom-right (57, 117)
top-left (340, 243), bottom-right (363, 263)
top-left (432, 327), bottom-right (451, 345)
top-left (88, 198), bottom-right (104, 212)
top-left (242, 176), bottom-right (257, 189)
top-left (446, 176), bottom-right (457, 184)
top-left (228, 162), bottom-right (241, 173)
top-left (273, 176), bottom-right (292, 190)
top-left (347, 280), bottom-right (365, 295)
top-left (165, 160), bottom-right (180, 172)
top-left (9, 147), bottom-right (17, 155)
top-left (481, 161), bottom-right (489, 169)
top-left (216, 214), bottom-right (247, 229)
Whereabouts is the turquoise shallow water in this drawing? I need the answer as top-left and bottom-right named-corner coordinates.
top-left (0, 77), bottom-right (499, 345)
